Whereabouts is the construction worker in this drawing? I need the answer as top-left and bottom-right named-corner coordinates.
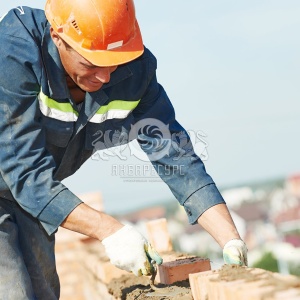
top-left (0, 0), bottom-right (247, 299)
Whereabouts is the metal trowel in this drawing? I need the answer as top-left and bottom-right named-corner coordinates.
top-left (145, 261), bottom-right (183, 297)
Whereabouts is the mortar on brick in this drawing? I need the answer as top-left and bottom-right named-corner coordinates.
top-left (190, 265), bottom-right (300, 300)
top-left (107, 274), bottom-right (192, 300)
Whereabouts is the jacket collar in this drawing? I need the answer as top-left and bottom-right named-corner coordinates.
top-left (41, 24), bottom-right (69, 100)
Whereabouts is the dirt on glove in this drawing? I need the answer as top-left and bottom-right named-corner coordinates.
top-left (107, 274), bottom-right (192, 300)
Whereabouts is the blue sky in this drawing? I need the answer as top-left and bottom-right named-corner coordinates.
top-left (1, 1), bottom-right (300, 213)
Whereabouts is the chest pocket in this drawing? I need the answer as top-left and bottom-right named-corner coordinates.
top-left (85, 122), bottom-right (106, 151)
top-left (41, 116), bottom-right (74, 148)
top-left (41, 116), bottom-right (74, 167)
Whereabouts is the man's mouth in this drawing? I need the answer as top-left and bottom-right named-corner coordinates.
top-left (87, 79), bottom-right (103, 88)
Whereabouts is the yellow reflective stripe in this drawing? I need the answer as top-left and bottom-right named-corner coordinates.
top-left (38, 92), bottom-right (139, 123)
top-left (38, 91), bottom-right (78, 122)
top-left (90, 99), bottom-right (140, 123)
top-left (95, 100), bottom-right (140, 114)
top-left (39, 91), bottom-right (78, 114)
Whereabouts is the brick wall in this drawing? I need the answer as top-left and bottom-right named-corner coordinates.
top-left (55, 196), bottom-right (300, 300)
top-left (55, 215), bottom-right (210, 299)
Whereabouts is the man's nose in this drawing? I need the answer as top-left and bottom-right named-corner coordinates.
top-left (94, 66), bottom-right (116, 83)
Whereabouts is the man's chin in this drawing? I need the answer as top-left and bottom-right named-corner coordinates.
top-left (79, 81), bottom-right (103, 93)
top-left (79, 83), bottom-right (103, 93)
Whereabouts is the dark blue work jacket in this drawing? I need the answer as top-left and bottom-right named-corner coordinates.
top-left (0, 7), bottom-right (224, 235)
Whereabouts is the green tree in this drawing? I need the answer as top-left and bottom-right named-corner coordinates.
top-left (252, 252), bottom-right (279, 272)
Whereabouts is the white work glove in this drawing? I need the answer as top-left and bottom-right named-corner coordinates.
top-left (223, 239), bottom-right (248, 266)
top-left (102, 225), bottom-right (163, 276)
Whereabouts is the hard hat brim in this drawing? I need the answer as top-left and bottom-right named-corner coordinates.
top-left (59, 20), bottom-right (144, 67)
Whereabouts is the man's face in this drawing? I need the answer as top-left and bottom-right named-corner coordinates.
top-left (51, 29), bottom-right (117, 92)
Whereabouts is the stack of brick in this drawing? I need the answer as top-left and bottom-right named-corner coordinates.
top-left (55, 229), bottom-right (84, 300)
top-left (56, 204), bottom-right (300, 300)
top-left (56, 215), bottom-right (211, 299)
top-left (146, 218), bottom-right (211, 285)
top-left (55, 192), bottom-right (104, 300)
top-left (189, 264), bottom-right (300, 300)
top-left (78, 218), bottom-right (211, 299)
top-left (79, 240), bottom-right (128, 299)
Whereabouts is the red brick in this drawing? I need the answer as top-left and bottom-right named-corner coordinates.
top-left (189, 265), bottom-right (300, 300)
top-left (146, 218), bottom-right (173, 252)
top-left (83, 250), bottom-right (128, 284)
top-left (270, 288), bottom-right (300, 300)
top-left (157, 257), bottom-right (211, 285)
top-left (189, 270), bottom-right (219, 300)
top-left (216, 279), bottom-right (246, 300)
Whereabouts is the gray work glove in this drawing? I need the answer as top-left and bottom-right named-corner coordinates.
top-left (102, 225), bottom-right (163, 276)
top-left (223, 239), bottom-right (248, 266)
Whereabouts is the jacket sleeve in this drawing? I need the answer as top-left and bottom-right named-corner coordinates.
top-left (132, 51), bottom-right (225, 224)
top-left (0, 17), bottom-right (82, 235)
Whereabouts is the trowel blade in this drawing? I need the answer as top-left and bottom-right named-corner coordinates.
top-left (147, 260), bottom-right (183, 297)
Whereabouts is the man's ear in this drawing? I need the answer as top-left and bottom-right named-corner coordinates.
top-left (50, 27), bottom-right (62, 48)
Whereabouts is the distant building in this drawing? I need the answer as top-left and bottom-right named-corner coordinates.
top-left (286, 174), bottom-right (300, 198)
top-left (221, 187), bottom-right (254, 208)
top-left (273, 203), bottom-right (300, 247)
top-left (118, 206), bottom-right (166, 223)
top-left (232, 201), bottom-right (276, 250)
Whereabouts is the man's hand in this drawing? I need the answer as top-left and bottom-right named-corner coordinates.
top-left (102, 225), bottom-right (163, 276)
top-left (223, 239), bottom-right (248, 266)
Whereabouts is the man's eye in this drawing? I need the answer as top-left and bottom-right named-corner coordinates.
top-left (80, 63), bottom-right (96, 69)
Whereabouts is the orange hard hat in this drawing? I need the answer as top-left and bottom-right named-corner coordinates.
top-left (45, 0), bottom-right (144, 66)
